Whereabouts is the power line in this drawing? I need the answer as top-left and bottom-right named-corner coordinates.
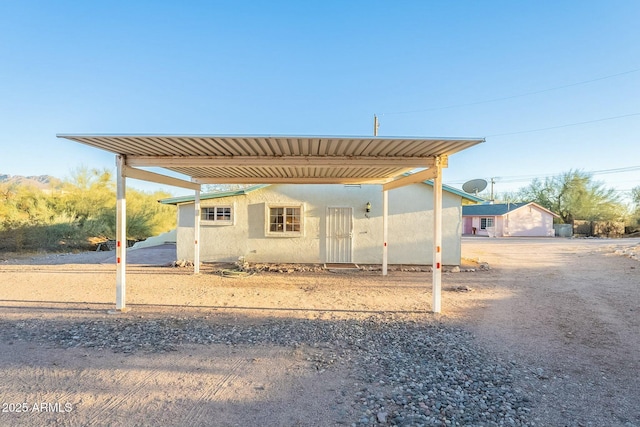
top-left (447, 165), bottom-right (640, 186)
top-left (496, 166), bottom-right (640, 183)
top-left (588, 166), bottom-right (640, 175)
top-left (382, 68), bottom-right (640, 116)
top-left (485, 112), bottom-right (640, 137)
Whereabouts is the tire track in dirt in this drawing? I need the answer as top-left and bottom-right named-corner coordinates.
top-left (16, 363), bottom-right (79, 404)
top-left (43, 362), bottom-right (84, 405)
top-left (179, 356), bottom-right (248, 426)
top-left (83, 355), bottom-right (187, 426)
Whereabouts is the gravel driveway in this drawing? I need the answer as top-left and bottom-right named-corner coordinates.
top-left (0, 237), bottom-right (638, 426)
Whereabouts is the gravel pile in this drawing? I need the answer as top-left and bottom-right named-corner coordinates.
top-left (2, 315), bottom-right (533, 426)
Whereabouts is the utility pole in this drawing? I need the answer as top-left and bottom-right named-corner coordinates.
top-left (490, 178), bottom-right (495, 202)
top-left (373, 114), bottom-right (379, 136)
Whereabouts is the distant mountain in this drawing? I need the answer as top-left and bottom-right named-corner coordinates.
top-left (0, 174), bottom-right (60, 189)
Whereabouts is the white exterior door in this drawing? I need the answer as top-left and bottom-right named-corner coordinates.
top-left (326, 207), bottom-right (353, 263)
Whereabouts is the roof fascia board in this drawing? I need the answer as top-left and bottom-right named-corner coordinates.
top-left (127, 155), bottom-right (435, 169)
top-left (58, 133), bottom-right (485, 142)
top-left (511, 202), bottom-right (561, 218)
top-left (123, 165), bottom-right (201, 191)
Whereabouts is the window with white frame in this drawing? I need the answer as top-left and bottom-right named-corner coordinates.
top-left (480, 217), bottom-right (494, 229)
top-left (267, 205), bottom-right (302, 235)
top-left (201, 206), bottom-right (233, 224)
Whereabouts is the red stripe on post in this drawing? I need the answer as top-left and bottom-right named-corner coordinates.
top-left (436, 262), bottom-right (441, 269)
top-left (117, 257), bottom-right (121, 264)
top-left (117, 241), bottom-right (121, 247)
top-left (384, 242), bottom-right (387, 247)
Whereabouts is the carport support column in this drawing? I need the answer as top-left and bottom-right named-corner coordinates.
top-left (432, 157), bottom-right (443, 313)
top-left (194, 189), bottom-right (200, 274)
top-left (115, 155), bottom-right (127, 310)
top-left (382, 190), bottom-right (388, 275)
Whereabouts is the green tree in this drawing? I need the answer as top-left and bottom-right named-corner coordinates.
top-left (53, 167), bottom-right (115, 225)
top-left (0, 168), bottom-right (176, 251)
top-left (0, 182), bottom-right (22, 226)
top-left (0, 182), bottom-right (56, 227)
top-left (632, 186), bottom-right (640, 206)
top-left (93, 189), bottom-right (176, 240)
top-left (629, 186), bottom-right (640, 231)
top-left (517, 170), bottom-right (625, 223)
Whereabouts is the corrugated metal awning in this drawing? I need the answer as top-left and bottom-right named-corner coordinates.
top-left (56, 134), bottom-right (484, 185)
top-left (56, 133), bottom-right (485, 314)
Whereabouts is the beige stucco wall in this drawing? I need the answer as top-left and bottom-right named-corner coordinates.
top-left (175, 183), bottom-right (463, 265)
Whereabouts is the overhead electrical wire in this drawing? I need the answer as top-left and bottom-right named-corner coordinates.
top-left (375, 68), bottom-right (639, 138)
top-left (382, 68), bottom-right (639, 116)
top-left (393, 68), bottom-right (640, 194)
top-left (447, 165), bottom-right (640, 186)
top-left (486, 112), bottom-right (640, 137)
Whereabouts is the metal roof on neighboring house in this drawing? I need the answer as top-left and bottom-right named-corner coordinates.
top-left (462, 202), bottom-right (559, 217)
top-left (462, 203), bottom-right (530, 216)
top-left (160, 181), bottom-right (485, 205)
top-left (423, 180), bottom-right (485, 203)
top-left (159, 184), bottom-right (268, 205)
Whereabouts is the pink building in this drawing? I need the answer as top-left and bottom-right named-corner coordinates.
top-left (462, 202), bottom-right (559, 237)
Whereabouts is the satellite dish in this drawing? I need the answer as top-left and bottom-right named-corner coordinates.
top-left (462, 179), bottom-right (488, 195)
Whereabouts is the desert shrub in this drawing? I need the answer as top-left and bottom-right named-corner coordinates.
top-left (0, 168), bottom-right (176, 252)
top-left (0, 222), bottom-right (92, 252)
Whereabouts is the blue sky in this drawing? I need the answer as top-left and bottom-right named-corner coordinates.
top-left (1, 1), bottom-right (638, 200)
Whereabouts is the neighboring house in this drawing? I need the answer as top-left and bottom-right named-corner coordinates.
top-left (462, 202), bottom-right (559, 237)
top-left (161, 182), bottom-right (483, 266)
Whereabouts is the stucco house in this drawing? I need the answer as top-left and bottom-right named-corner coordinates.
top-left (161, 182), bottom-right (483, 266)
top-left (462, 202), bottom-right (558, 237)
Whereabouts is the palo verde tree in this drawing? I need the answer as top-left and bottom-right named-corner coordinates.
top-left (0, 181), bottom-right (59, 227)
top-left (0, 167), bottom-right (176, 251)
top-left (517, 170), bottom-right (626, 223)
top-left (94, 188), bottom-right (175, 240)
top-left (633, 186), bottom-right (640, 204)
top-left (51, 167), bottom-right (115, 226)
top-left (629, 185), bottom-right (640, 231)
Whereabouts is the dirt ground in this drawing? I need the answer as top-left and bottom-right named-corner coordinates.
top-left (0, 237), bottom-right (638, 427)
top-left (453, 237), bottom-right (640, 427)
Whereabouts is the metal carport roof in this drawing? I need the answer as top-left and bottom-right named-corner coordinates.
top-left (57, 134), bottom-right (483, 186)
top-left (57, 134), bottom-right (484, 313)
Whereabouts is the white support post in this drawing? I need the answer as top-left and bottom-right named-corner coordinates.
top-left (382, 189), bottom-right (388, 275)
top-left (432, 157), bottom-right (443, 313)
top-left (115, 155), bottom-right (127, 311)
top-left (194, 189), bottom-right (201, 274)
